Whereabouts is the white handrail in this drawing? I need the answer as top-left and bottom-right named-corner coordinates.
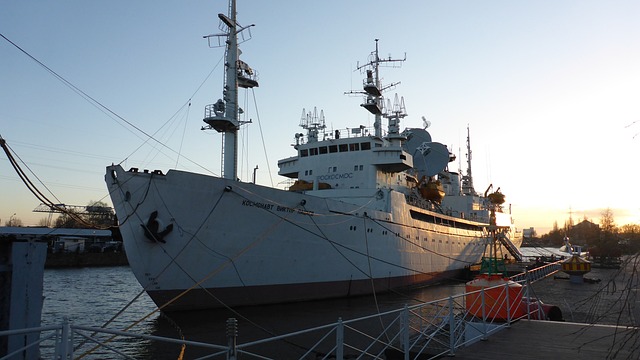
top-left (1, 265), bottom-right (563, 360)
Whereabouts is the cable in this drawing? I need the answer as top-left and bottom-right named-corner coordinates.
top-left (251, 88), bottom-right (274, 187)
top-left (1, 136), bottom-right (99, 228)
top-left (0, 32), bottom-right (219, 177)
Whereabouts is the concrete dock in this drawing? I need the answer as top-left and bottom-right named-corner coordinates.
top-left (455, 255), bottom-right (640, 359)
top-left (454, 320), bottom-right (639, 359)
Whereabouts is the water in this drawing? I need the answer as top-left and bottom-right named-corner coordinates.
top-left (41, 266), bottom-right (158, 358)
top-left (41, 266), bottom-right (468, 359)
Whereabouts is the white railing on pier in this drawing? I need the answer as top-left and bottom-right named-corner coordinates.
top-left (1, 262), bottom-right (561, 360)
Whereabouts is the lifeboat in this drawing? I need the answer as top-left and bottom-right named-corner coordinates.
top-left (418, 176), bottom-right (444, 203)
top-left (288, 180), bottom-right (331, 192)
top-left (487, 191), bottom-right (505, 205)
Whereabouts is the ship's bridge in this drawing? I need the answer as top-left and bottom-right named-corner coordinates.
top-left (278, 135), bottom-right (412, 191)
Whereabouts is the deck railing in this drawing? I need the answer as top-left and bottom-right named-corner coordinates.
top-left (1, 262), bottom-right (562, 360)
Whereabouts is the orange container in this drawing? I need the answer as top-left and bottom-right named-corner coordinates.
top-left (465, 274), bottom-right (525, 321)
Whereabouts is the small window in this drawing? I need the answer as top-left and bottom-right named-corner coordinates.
top-left (300, 149), bottom-right (308, 157)
top-left (329, 145), bottom-right (338, 153)
top-left (319, 146), bottom-right (328, 154)
top-left (304, 170), bottom-right (308, 176)
top-left (354, 165), bottom-right (358, 171)
top-left (359, 165), bottom-right (363, 171)
top-left (309, 170), bottom-right (313, 175)
top-left (333, 166), bottom-right (337, 172)
top-left (360, 142), bottom-right (371, 150)
top-left (339, 144), bottom-right (349, 152)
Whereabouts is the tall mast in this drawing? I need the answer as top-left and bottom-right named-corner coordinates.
top-left (461, 125), bottom-right (476, 195)
top-left (358, 39), bottom-right (405, 138)
top-left (202, 0), bottom-right (257, 180)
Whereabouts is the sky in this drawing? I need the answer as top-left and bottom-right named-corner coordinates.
top-left (1, 0), bottom-right (639, 234)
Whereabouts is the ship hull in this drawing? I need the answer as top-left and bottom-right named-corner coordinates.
top-left (106, 165), bottom-right (487, 311)
top-left (147, 271), bottom-right (458, 311)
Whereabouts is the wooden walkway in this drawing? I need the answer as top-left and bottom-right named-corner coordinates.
top-left (453, 320), bottom-right (640, 359)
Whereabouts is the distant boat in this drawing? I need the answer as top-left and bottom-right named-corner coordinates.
top-left (105, 0), bottom-right (522, 311)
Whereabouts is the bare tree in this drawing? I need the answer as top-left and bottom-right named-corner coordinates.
top-left (600, 207), bottom-right (617, 234)
top-left (4, 216), bottom-right (22, 227)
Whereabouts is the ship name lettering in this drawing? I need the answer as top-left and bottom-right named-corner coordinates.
top-left (242, 199), bottom-right (274, 210)
top-left (316, 172), bottom-right (353, 181)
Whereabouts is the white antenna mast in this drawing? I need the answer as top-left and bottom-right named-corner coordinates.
top-left (202, 0), bottom-right (258, 180)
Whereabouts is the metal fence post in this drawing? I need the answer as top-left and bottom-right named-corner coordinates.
top-left (56, 317), bottom-right (72, 359)
top-left (336, 317), bottom-right (344, 360)
top-left (505, 282), bottom-right (511, 327)
top-left (480, 288), bottom-right (487, 340)
top-left (402, 305), bottom-right (409, 360)
top-left (226, 318), bottom-right (238, 360)
top-left (526, 273), bottom-right (532, 320)
top-left (448, 296), bottom-right (456, 356)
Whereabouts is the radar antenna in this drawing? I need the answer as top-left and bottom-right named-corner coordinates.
top-left (345, 39), bottom-right (406, 138)
top-left (299, 107), bottom-right (326, 143)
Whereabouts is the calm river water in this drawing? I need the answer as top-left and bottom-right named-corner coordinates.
top-left (41, 266), bottom-right (468, 359)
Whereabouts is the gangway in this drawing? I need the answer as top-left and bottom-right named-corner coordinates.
top-left (497, 232), bottom-right (523, 261)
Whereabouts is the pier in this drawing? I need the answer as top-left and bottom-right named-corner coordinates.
top-left (2, 255), bottom-right (639, 359)
top-left (454, 320), bottom-right (639, 359)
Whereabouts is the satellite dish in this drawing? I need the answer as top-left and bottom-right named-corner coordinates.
top-left (422, 116), bottom-right (431, 129)
top-left (404, 128), bottom-right (450, 177)
top-left (403, 127), bottom-right (432, 145)
top-left (420, 142), bottom-right (450, 177)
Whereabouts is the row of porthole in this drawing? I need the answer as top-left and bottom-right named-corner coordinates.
top-left (348, 226), bottom-right (482, 247)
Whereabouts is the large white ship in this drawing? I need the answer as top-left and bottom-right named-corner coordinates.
top-left (105, 0), bottom-right (522, 311)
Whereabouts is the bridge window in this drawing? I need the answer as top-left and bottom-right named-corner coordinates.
top-left (360, 142), bottom-right (371, 150)
top-left (349, 143), bottom-right (360, 151)
top-left (310, 148), bottom-right (318, 156)
top-left (319, 146), bottom-right (328, 154)
top-left (339, 144), bottom-right (348, 152)
top-left (329, 145), bottom-right (338, 153)
top-left (300, 149), bottom-right (308, 157)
